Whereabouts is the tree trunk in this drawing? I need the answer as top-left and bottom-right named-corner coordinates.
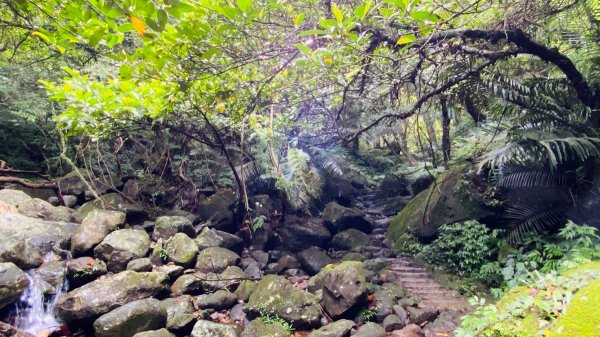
top-left (463, 96), bottom-right (487, 124)
top-left (441, 96), bottom-right (451, 167)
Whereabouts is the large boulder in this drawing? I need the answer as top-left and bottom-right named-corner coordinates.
top-left (197, 190), bottom-right (236, 232)
top-left (55, 270), bottom-right (169, 321)
top-left (306, 319), bottom-right (355, 337)
top-left (195, 227), bottom-right (224, 250)
top-left (353, 322), bottom-right (386, 337)
top-left (321, 202), bottom-right (372, 233)
top-left (297, 247), bottom-right (333, 275)
top-left (195, 247), bottom-right (240, 273)
top-left (0, 322), bottom-right (32, 337)
top-left (0, 262), bottom-right (28, 310)
top-left (190, 320), bottom-right (239, 337)
top-left (247, 275), bottom-right (321, 329)
top-left (161, 295), bottom-right (196, 332)
top-left (308, 261), bottom-right (367, 318)
top-left (165, 233), bottom-right (198, 267)
top-left (278, 217), bottom-right (331, 252)
top-left (66, 256), bottom-right (108, 288)
top-left (376, 175), bottom-right (411, 199)
top-left (152, 216), bottom-right (195, 241)
top-left (93, 298), bottom-right (167, 337)
top-left (0, 213), bottom-right (78, 268)
top-left (387, 166), bottom-right (494, 246)
top-left (94, 229), bottom-right (150, 272)
top-left (16, 198), bottom-right (72, 222)
top-left (0, 189), bottom-right (31, 206)
top-left (71, 210), bottom-right (126, 256)
top-left (75, 193), bottom-right (148, 223)
top-left (194, 289), bottom-right (237, 310)
top-left (240, 319), bottom-right (292, 337)
top-left (330, 229), bottom-right (371, 251)
top-left (133, 329), bottom-right (176, 337)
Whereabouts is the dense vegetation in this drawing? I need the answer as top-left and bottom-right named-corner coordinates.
top-left (1, 0), bottom-right (600, 336)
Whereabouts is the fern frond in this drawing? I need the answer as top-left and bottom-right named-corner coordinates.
top-left (496, 165), bottom-right (567, 188)
top-left (506, 201), bottom-right (566, 242)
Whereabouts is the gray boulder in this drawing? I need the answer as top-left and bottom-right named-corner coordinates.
top-left (278, 217), bottom-right (331, 252)
top-left (353, 322), bottom-right (385, 337)
top-left (93, 298), bottom-right (167, 337)
top-left (195, 247), bottom-right (240, 273)
top-left (240, 319), bottom-right (292, 337)
top-left (330, 229), bottom-right (371, 251)
top-left (306, 319), bottom-right (355, 337)
top-left (127, 258), bottom-right (153, 272)
top-left (75, 193), bottom-right (148, 223)
top-left (0, 321), bottom-right (32, 337)
top-left (195, 227), bottom-right (224, 250)
top-left (247, 275), bottom-right (321, 329)
top-left (161, 295), bottom-right (195, 332)
top-left (197, 190), bottom-right (236, 233)
top-left (94, 229), bottom-right (150, 272)
top-left (190, 320), bottom-right (239, 337)
top-left (165, 233), bottom-right (198, 267)
top-left (55, 270), bottom-right (169, 321)
top-left (66, 256), bottom-right (108, 287)
top-left (133, 329), bottom-right (176, 337)
top-left (308, 261), bottom-right (367, 318)
top-left (71, 209), bottom-right (126, 255)
top-left (0, 262), bottom-right (28, 310)
top-left (0, 189), bottom-right (31, 206)
top-left (17, 198), bottom-right (72, 222)
top-left (153, 216), bottom-right (195, 241)
top-left (0, 213), bottom-right (78, 268)
top-left (194, 289), bottom-right (237, 310)
top-left (321, 202), bottom-right (372, 233)
top-left (171, 274), bottom-right (203, 296)
top-left (297, 247), bottom-right (332, 275)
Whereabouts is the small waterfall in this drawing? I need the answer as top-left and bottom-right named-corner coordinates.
top-left (9, 253), bottom-right (69, 336)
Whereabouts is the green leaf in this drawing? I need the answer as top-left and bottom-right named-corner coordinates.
top-left (157, 9), bottom-right (168, 29)
top-left (118, 23), bottom-right (135, 33)
top-left (354, 0), bottom-right (371, 19)
top-left (88, 28), bottom-right (106, 47)
top-left (237, 0), bottom-right (252, 13)
top-left (119, 64), bottom-right (134, 80)
top-left (411, 11), bottom-right (439, 22)
top-left (396, 33), bottom-right (415, 45)
top-left (202, 47), bottom-right (220, 59)
top-left (332, 4), bottom-right (343, 22)
top-left (293, 13), bottom-right (305, 26)
top-left (318, 18), bottom-right (337, 29)
top-left (294, 43), bottom-right (312, 56)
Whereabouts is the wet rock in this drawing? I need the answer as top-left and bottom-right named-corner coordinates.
top-left (330, 229), bottom-right (371, 251)
top-left (171, 274), bottom-right (203, 296)
top-left (278, 217), bottom-right (331, 252)
top-left (195, 247), bottom-right (240, 273)
top-left (390, 324), bottom-right (425, 337)
top-left (17, 198), bottom-right (72, 221)
top-left (190, 320), bottom-right (238, 337)
top-left (196, 190), bottom-right (236, 233)
top-left (306, 319), bottom-right (355, 337)
top-left (244, 263), bottom-right (263, 279)
top-left (353, 322), bottom-right (386, 337)
top-left (297, 247), bottom-right (333, 275)
top-left (0, 214), bottom-right (78, 269)
top-left (94, 228), bottom-right (150, 272)
top-left (75, 193), bottom-right (148, 223)
top-left (132, 329), bottom-right (176, 337)
top-left (71, 210), bottom-right (126, 256)
top-left (66, 257), bottom-right (108, 287)
top-left (32, 260), bottom-right (66, 293)
top-left (0, 262), bottom-right (28, 310)
top-left (93, 298), bottom-right (167, 337)
top-left (249, 250), bottom-right (269, 266)
top-left (165, 233), bottom-right (198, 267)
top-left (195, 227), bottom-right (224, 250)
top-left (372, 283), bottom-right (406, 321)
top-left (247, 274), bottom-right (321, 329)
top-left (127, 258), bottom-right (153, 272)
top-left (164, 209), bottom-right (198, 224)
top-left (322, 202), bottom-right (372, 233)
top-left (194, 290), bottom-right (237, 310)
top-left (240, 319), bottom-right (292, 337)
top-left (308, 261), bottom-right (367, 318)
top-left (153, 216), bottom-right (195, 241)
top-left (55, 270), bottom-right (169, 321)
top-left (249, 223), bottom-right (274, 251)
top-left (0, 321), bottom-right (32, 337)
top-left (161, 295), bottom-right (195, 332)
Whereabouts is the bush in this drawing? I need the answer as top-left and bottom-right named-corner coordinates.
top-left (420, 220), bottom-right (501, 277)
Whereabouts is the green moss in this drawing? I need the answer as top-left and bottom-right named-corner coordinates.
top-left (562, 261), bottom-right (600, 280)
top-left (548, 279), bottom-right (600, 337)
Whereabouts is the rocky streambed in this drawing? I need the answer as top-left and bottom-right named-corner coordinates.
top-left (0, 184), bottom-right (469, 337)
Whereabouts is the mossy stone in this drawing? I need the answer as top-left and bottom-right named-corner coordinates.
top-left (548, 279), bottom-right (600, 337)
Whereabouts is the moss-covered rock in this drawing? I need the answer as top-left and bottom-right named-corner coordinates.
top-left (386, 166), bottom-right (493, 248)
top-left (0, 262), bottom-right (28, 310)
top-left (17, 198), bottom-right (73, 221)
top-left (153, 216), bottom-right (195, 241)
top-left (71, 209), bottom-right (126, 256)
top-left (306, 319), bottom-right (355, 337)
top-left (247, 274), bottom-right (321, 329)
top-left (330, 229), bottom-right (371, 251)
top-left (165, 233), bottom-right (198, 267)
top-left (190, 320), bottom-right (239, 337)
top-left (75, 193), bottom-right (148, 223)
top-left (195, 247), bottom-right (240, 273)
top-left (240, 319), bottom-right (292, 337)
top-left (548, 279), bottom-right (600, 337)
top-left (94, 228), bottom-right (151, 272)
top-left (93, 298), bottom-right (167, 337)
top-left (321, 202), bottom-right (372, 233)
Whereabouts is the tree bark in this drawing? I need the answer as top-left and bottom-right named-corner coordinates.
top-left (441, 96), bottom-right (451, 167)
top-left (463, 95), bottom-right (487, 124)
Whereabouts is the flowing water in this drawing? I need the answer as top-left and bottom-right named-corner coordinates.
top-left (9, 253), bottom-right (69, 336)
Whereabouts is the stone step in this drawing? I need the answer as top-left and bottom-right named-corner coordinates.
top-left (392, 272), bottom-right (430, 278)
